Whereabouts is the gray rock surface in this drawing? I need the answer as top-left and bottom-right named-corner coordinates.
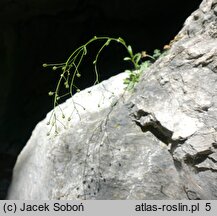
top-left (8, 0), bottom-right (217, 199)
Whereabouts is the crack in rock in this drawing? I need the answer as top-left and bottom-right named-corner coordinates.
top-left (131, 110), bottom-right (187, 147)
top-left (131, 108), bottom-right (217, 176)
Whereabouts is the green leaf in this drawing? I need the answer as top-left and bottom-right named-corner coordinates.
top-left (133, 53), bottom-right (142, 64)
top-left (123, 79), bottom-right (130, 84)
top-left (133, 53), bottom-right (141, 59)
top-left (127, 45), bottom-right (133, 56)
top-left (154, 49), bottom-right (161, 53)
top-left (153, 49), bottom-right (162, 59)
top-left (127, 82), bottom-right (134, 90)
top-left (123, 57), bottom-right (131, 61)
top-left (141, 60), bottom-right (151, 69)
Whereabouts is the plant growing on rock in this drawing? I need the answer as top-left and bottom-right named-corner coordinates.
top-left (43, 36), bottom-right (166, 135)
top-left (123, 49), bottom-right (166, 90)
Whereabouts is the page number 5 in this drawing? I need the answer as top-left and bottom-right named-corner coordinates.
top-left (205, 203), bottom-right (211, 211)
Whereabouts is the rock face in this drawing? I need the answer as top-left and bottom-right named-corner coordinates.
top-left (8, 0), bottom-right (217, 199)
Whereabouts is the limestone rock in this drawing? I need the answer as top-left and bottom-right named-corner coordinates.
top-left (8, 0), bottom-right (217, 199)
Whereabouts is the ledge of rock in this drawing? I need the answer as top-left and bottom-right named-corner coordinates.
top-left (8, 0), bottom-right (217, 199)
